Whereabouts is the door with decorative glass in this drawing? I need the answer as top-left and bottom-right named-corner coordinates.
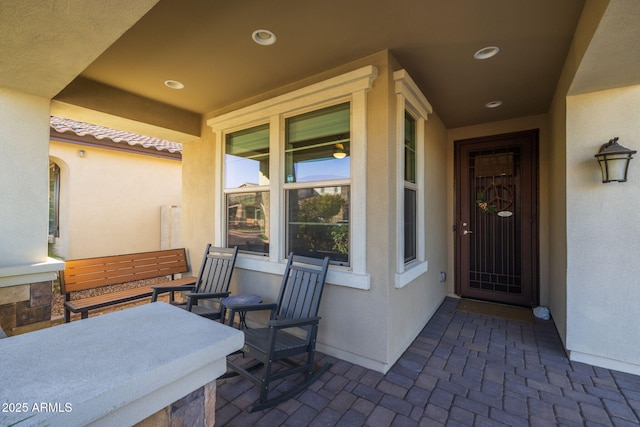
top-left (455, 130), bottom-right (538, 306)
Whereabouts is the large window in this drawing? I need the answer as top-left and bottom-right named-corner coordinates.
top-left (224, 124), bottom-right (270, 254)
top-left (210, 65), bottom-right (376, 289)
top-left (285, 103), bottom-right (351, 265)
top-left (223, 104), bottom-right (351, 263)
top-left (394, 69), bottom-right (432, 287)
top-left (404, 112), bottom-right (417, 263)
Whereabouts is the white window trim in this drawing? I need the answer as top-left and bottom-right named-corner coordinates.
top-left (393, 69), bottom-right (433, 288)
top-left (208, 66), bottom-right (378, 290)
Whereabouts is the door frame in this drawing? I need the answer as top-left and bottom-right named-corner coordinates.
top-left (454, 129), bottom-right (540, 307)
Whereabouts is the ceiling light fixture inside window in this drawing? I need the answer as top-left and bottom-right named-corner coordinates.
top-left (164, 80), bottom-right (185, 90)
top-left (474, 46), bottom-right (500, 60)
top-left (333, 143), bottom-right (347, 159)
top-left (252, 29), bottom-right (276, 46)
top-left (485, 100), bottom-right (503, 108)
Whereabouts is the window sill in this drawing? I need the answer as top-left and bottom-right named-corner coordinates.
top-left (395, 260), bottom-right (428, 289)
top-left (236, 256), bottom-right (370, 290)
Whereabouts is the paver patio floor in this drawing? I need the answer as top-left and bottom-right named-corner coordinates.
top-left (215, 297), bottom-right (640, 426)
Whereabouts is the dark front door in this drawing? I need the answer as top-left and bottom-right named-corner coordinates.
top-left (455, 130), bottom-right (538, 307)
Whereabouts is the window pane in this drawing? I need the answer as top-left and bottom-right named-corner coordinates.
top-left (285, 103), bottom-right (350, 183)
top-left (287, 186), bottom-right (349, 264)
top-left (225, 124), bottom-right (269, 188)
top-left (49, 162), bottom-right (60, 238)
top-left (227, 191), bottom-right (269, 254)
top-left (404, 188), bottom-right (417, 263)
top-left (404, 112), bottom-right (416, 184)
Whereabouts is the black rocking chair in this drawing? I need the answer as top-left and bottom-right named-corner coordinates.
top-left (151, 245), bottom-right (238, 321)
top-left (225, 253), bottom-right (332, 412)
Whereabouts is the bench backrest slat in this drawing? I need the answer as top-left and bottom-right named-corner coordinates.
top-left (61, 249), bottom-right (189, 294)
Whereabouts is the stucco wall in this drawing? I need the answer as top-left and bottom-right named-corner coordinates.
top-left (547, 94), bottom-right (569, 345)
top-left (320, 53), bottom-right (392, 370)
top-left (546, 0), bottom-right (611, 348)
top-left (0, 88), bottom-right (50, 267)
top-left (183, 51), bottom-right (449, 372)
top-left (565, 85), bottom-right (640, 374)
top-left (49, 141), bottom-right (182, 259)
top-left (387, 109), bottom-right (449, 362)
top-left (0, 87), bottom-right (61, 336)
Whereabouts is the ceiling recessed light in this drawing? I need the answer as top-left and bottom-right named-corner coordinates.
top-left (252, 29), bottom-right (276, 46)
top-left (485, 100), bottom-right (503, 108)
top-left (474, 46), bottom-right (500, 60)
top-left (164, 80), bottom-right (184, 90)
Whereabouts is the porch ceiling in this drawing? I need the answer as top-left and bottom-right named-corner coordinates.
top-left (72, 0), bottom-right (585, 129)
top-left (5, 1), bottom-right (637, 132)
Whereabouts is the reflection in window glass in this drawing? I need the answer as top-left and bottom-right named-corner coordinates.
top-left (225, 124), bottom-right (270, 189)
top-left (404, 188), bottom-right (417, 263)
top-left (227, 192), bottom-right (269, 254)
top-left (285, 103), bottom-right (350, 183)
top-left (287, 186), bottom-right (349, 264)
top-left (404, 112), bottom-right (417, 264)
top-left (404, 112), bottom-right (416, 184)
top-left (49, 162), bottom-right (60, 238)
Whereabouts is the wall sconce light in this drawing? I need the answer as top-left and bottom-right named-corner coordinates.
top-left (78, 150), bottom-right (86, 158)
top-left (595, 137), bottom-right (636, 183)
top-left (333, 143), bottom-right (347, 159)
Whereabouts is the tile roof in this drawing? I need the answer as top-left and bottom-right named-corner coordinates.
top-left (50, 116), bottom-right (182, 153)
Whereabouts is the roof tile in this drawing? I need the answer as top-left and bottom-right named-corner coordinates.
top-left (50, 116), bottom-right (183, 153)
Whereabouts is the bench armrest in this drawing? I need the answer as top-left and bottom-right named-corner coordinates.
top-left (152, 284), bottom-right (196, 292)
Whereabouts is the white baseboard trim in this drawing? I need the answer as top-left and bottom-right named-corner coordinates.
top-left (569, 350), bottom-right (640, 376)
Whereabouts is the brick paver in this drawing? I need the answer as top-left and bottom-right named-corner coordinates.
top-left (215, 297), bottom-right (640, 426)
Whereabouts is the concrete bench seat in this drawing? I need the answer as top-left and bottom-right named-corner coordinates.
top-left (0, 303), bottom-right (243, 427)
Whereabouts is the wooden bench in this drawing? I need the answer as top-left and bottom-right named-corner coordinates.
top-left (60, 248), bottom-right (197, 322)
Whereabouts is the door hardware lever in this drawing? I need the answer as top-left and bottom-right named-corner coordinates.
top-left (463, 230), bottom-right (473, 235)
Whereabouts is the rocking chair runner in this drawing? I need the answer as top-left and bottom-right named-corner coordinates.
top-left (225, 253), bottom-right (332, 412)
top-left (150, 245), bottom-right (238, 321)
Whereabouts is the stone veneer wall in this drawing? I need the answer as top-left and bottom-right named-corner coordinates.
top-left (0, 281), bottom-right (53, 336)
top-left (135, 382), bottom-right (216, 427)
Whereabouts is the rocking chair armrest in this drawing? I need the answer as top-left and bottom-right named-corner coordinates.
top-left (225, 302), bottom-right (278, 327)
top-left (267, 316), bottom-right (321, 329)
top-left (226, 302), bottom-right (277, 313)
top-left (151, 284), bottom-right (196, 301)
top-left (185, 291), bottom-right (230, 301)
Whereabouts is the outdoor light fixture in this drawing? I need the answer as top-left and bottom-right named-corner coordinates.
top-left (595, 137), bottom-right (636, 183)
top-left (333, 143), bottom-right (347, 159)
